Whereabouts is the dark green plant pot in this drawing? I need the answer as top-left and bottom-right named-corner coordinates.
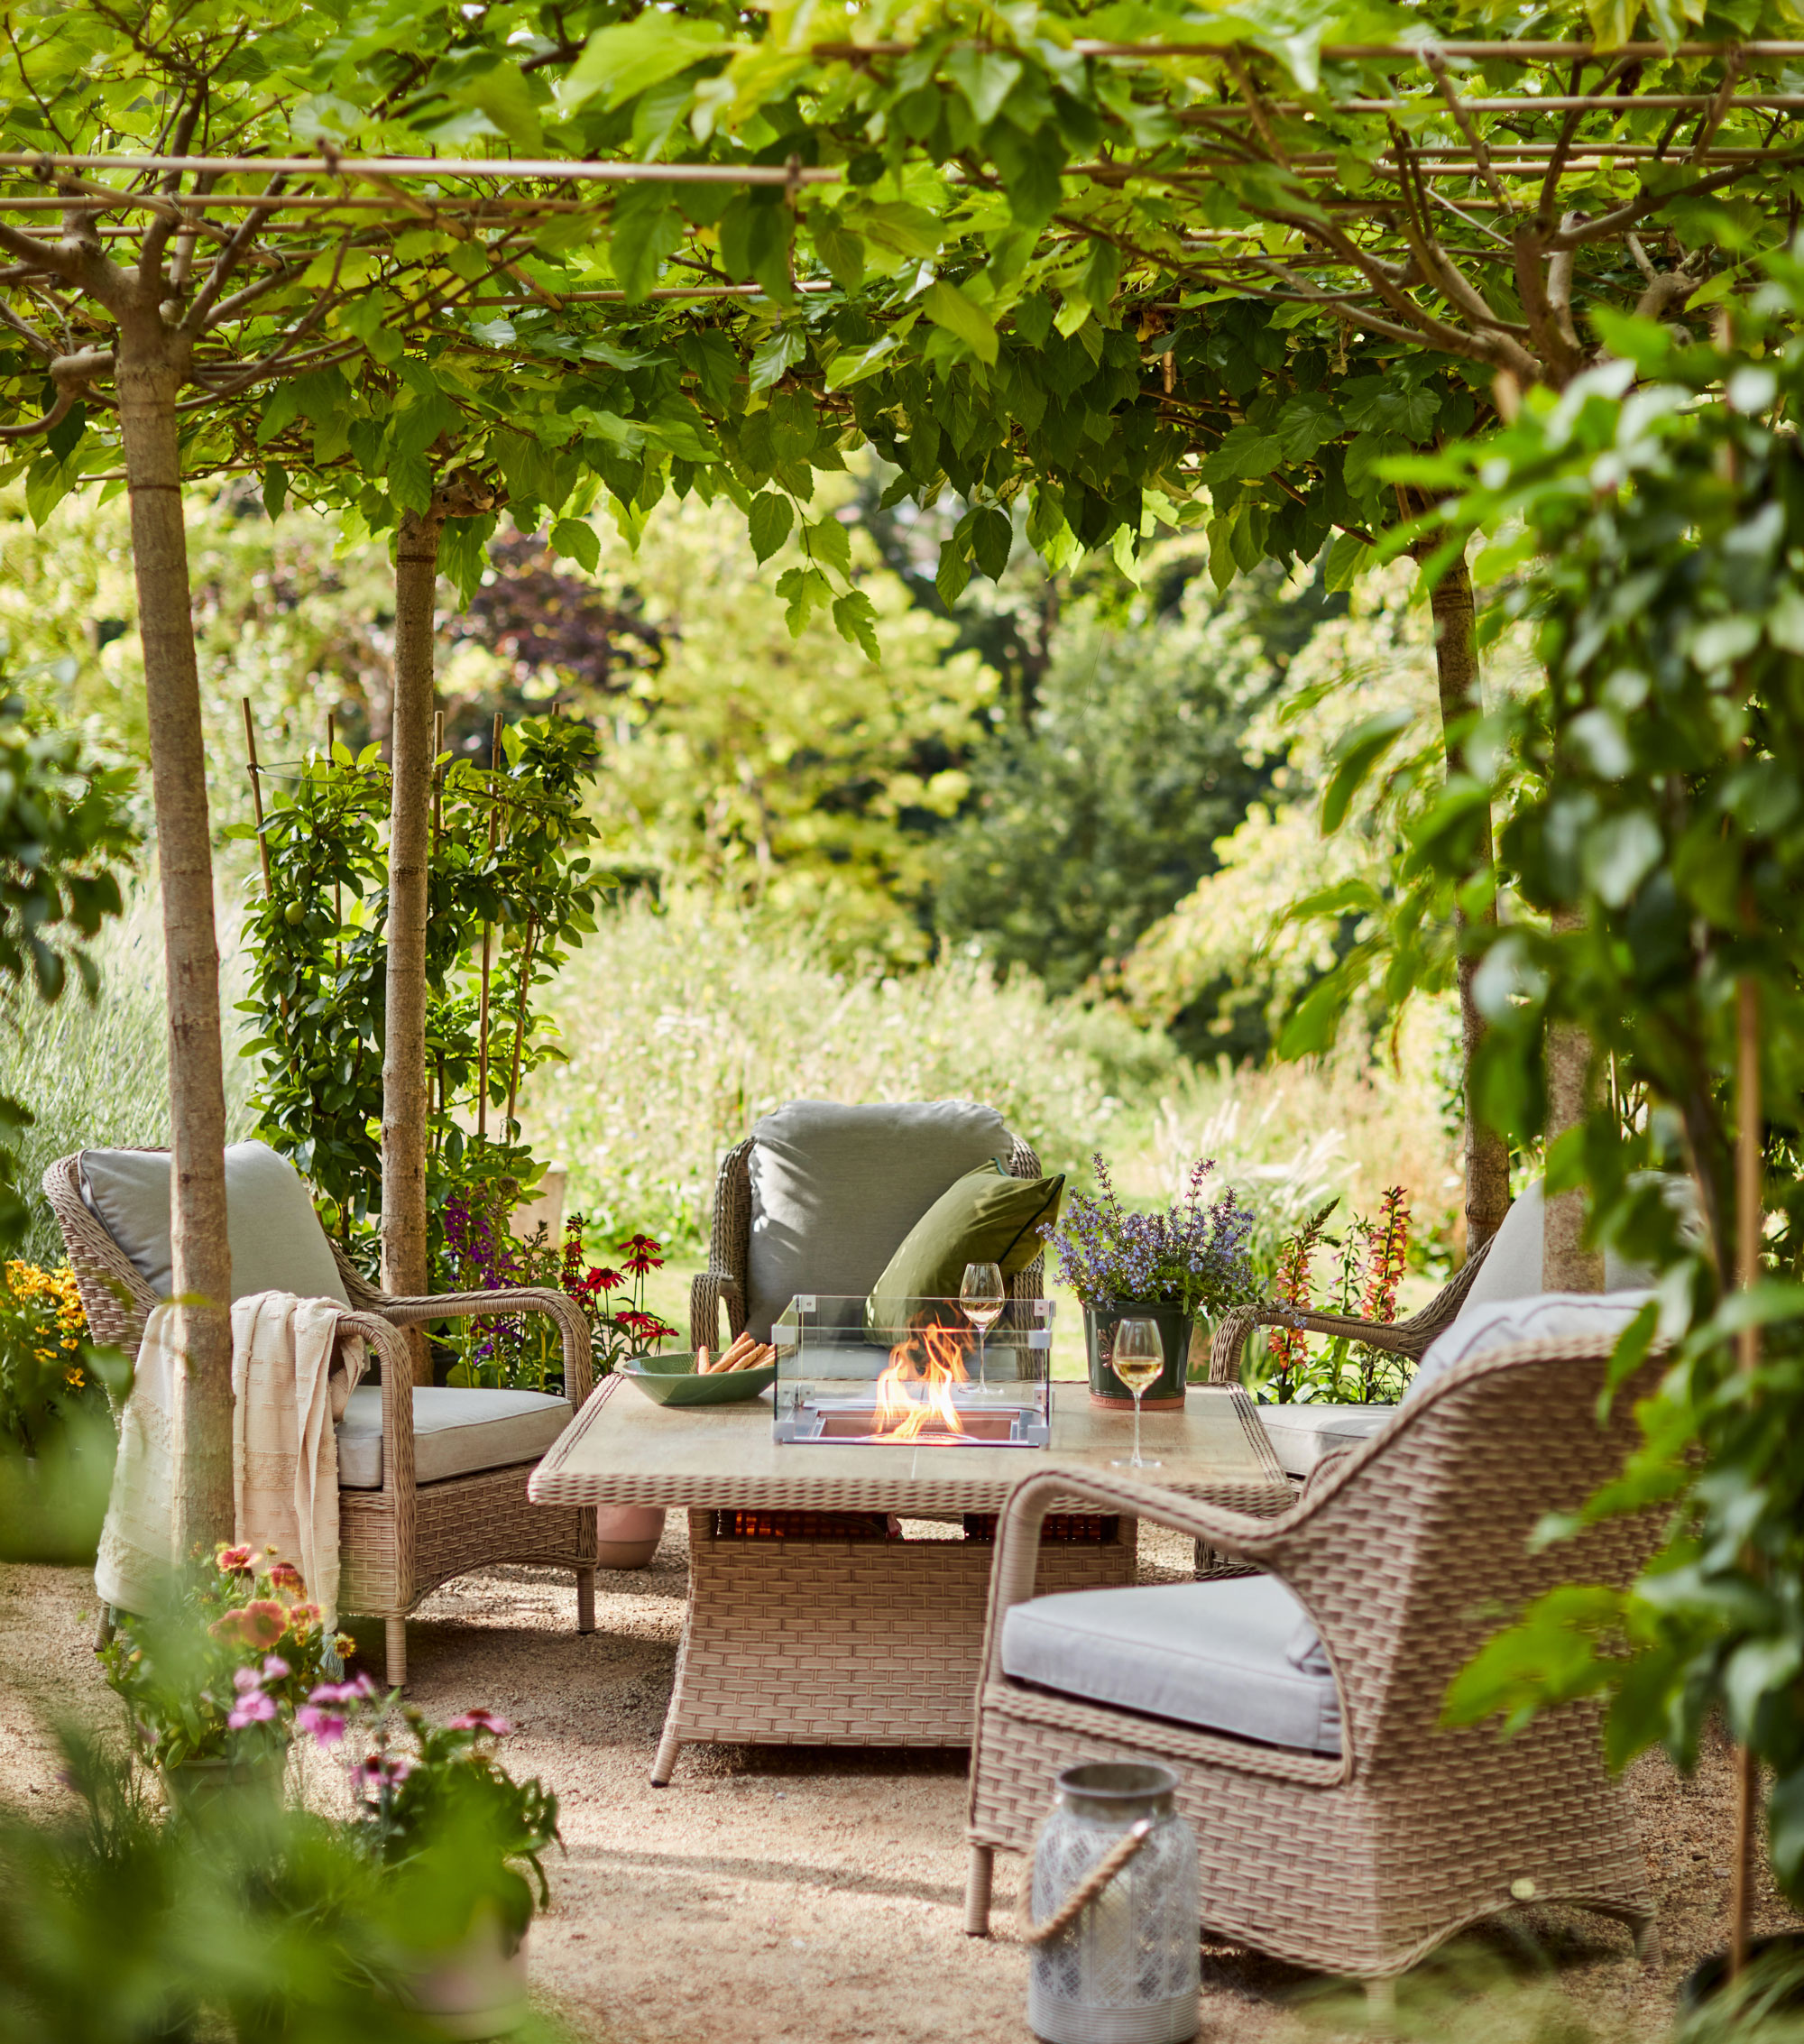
top-left (1084, 1303), bottom-right (1192, 1411)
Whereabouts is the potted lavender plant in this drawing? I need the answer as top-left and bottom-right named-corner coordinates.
top-left (1045, 1157), bottom-right (1259, 1409)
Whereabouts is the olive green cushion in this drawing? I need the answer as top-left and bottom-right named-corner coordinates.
top-left (864, 1161), bottom-right (1063, 1334)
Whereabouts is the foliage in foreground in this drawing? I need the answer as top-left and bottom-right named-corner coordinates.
top-left (1348, 262), bottom-right (1804, 1902)
top-left (0, 1723), bottom-right (572, 2044)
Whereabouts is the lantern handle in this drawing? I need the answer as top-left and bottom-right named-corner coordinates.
top-left (1018, 1818), bottom-right (1155, 1945)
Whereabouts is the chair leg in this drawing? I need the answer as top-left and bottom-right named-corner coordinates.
top-left (651, 1721), bottom-right (682, 1787)
top-left (384, 1616), bottom-right (408, 1690)
top-left (92, 1605), bottom-right (115, 1653)
top-left (964, 1846), bottom-right (996, 1937)
top-left (1633, 1914), bottom-right (1661, 1968)
top-left (575, 1565), bottom-right (595, 1634)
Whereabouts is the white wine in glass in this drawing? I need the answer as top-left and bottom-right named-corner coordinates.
top-left (1109, 1317), bottom-right (1164, 1470)
top-left (960, 1261), bottom-right (1006, 1394)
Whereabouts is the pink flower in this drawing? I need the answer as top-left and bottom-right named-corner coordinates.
top-left (216, 1544), bottom-right (255, 1572)
top-left (267, 1561), bottom-right (305, 1592)
top-left (226, 1688), bottom-right (278, 1729)
top-left (287, 1601), bottom-right (322, 1632)
top-left (232, 1666), bottom-right (264, 1693)
top-left (358, 1753), bottom-right (413, 1790)
top-left (308, 1674), bottom-right (377, 1706)
top-left (296, 1703), bottom-right (346, 1745)
top-left (261, 1655), bottom-right (290, 1681)
top-left (448, 1708), bottom-right (512, 1736)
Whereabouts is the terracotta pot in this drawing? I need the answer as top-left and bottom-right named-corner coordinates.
top-left (160, 1746), bottom-right (287, 1822)
top-left (395, 1909), bottom-right (529, 2039)
top-left (595, 1504), bottom-right (665, 1569)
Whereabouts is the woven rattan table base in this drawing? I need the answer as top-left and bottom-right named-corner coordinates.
top-left (651, 1510), bottom-right (1137, 1783)
top-left (529, 1373), bottom-right (1290, 1784)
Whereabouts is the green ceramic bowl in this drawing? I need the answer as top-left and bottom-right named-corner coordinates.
top-left (618, 1356), bottom-right (778, 1407)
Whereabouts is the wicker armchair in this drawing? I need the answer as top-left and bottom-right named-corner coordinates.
top-left (690, 1127), bottom-right (1048, 1351)
top-left (964, 1333), bottom-right (1661, 1980)
top-left (45, 1152), bottom-right (595, 1685)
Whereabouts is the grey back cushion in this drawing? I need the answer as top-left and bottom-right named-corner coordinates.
top-left (1458, 1178), bottom-right (1654, 1318)
top-left (743, 1100), bottom-right (1015, 1340)
top-left (80, 1141), bottom-right (350, 1306)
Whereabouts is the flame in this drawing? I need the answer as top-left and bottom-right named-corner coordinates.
top-left (870, 1321), bottom-right (971, 1441)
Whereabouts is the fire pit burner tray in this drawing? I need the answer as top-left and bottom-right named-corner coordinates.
top-left (772, 1296), bottom-right (1054, 1450)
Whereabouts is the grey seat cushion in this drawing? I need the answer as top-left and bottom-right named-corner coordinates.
top-left (336, 1386), bottom-right (572, 1489)
top-left (81, 1141), bottom-right (350, 1306)
top-left (1000, 1573), bottom-right (1342, 1756)
top-left (743, 1100), bottom-right (1015, 1340)
top-left (1257, 1403), bottom-right (1392, 1478)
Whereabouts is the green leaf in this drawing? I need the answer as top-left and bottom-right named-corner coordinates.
top-left (1199, 423), bottom-right (1283, 485)
top-left (804, 514), bottom-right (852, 580)
top-left (750, 325), bottom-right (806, 395)
top-left (832, 590), bottom-right (881, 662)
top-left (456, 62), bottom-right (544, 152)
top-left (1580, 811), bottom-right (1662, 908)
top-left (262, 463), bottom-right (289, 520)
top-left (748, 492), bottom-right (793, 565)
top-left (1321, 707), bottom-right (1414, 833)
top-left (946, 46), bottom-right (1022, 124)
top-left (774, 565), bottom-right (833, 635)
top-left (971, 506), bottom-right (1014, 581)
top-left (922, 281), bottom-right (999, 365)
top-left (935, 538), bottom-right (971, 608)
top-left (1323, 531), bottom-right (1373, 593)
top-left (548, 517), bottom-right (600, 574)
top-left (608, 184), bottom-right (684, 304)
top-left (563, 17), bottom-right (726, 114)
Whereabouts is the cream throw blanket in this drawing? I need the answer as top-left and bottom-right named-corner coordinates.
top-left (96, 1292), bottom-right (366, 1626)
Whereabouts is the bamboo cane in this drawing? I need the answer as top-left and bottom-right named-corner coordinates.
top-left (475, 711), bottom-right (502, 1141)
top-left (505, 916), bottom-right (538, 1131)
top-left (241, 699), bottom-right (289, 1026)
top-left (1730, 971), bottom-right (1763, 1980)
top-left (327, 711), bottom-right (341, 981)
top-left (429, 709), bottom-right (446, 1163)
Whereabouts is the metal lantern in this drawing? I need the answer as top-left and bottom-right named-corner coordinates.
top-left (1027, 1762), bottom-right (1200, 2044)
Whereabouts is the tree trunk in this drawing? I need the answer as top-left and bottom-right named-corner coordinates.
top-left (115, 314), bottom-right (235, 1549)
top-left (382, 505), bottom-right (445, 1384)
top-left (1543, 905), bottom-right (1605, 1291)
top-left (1425, 548), bottom-right (1512, 1254)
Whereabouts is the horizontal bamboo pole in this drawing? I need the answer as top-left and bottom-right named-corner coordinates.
top-left (0, 152), bottom-right (840, 185)
top-left (811, 38), bottom-right (1804, 60)
top-left (1187, 93), bottom-right (1804, 111)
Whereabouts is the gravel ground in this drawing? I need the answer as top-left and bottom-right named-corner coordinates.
top-left (3, 1518), bottom-right (1799, 2044)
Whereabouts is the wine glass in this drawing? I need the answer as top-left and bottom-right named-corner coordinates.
top-left (1109, 1317), bottom-right (1164, 1470)
top-left (960, 1261), bottom-right (1006, 1395)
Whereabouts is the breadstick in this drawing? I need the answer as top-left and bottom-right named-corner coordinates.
top-left (719, 1331), bottom-right (757, 1370)
top-left (695, 1346), bottom-right (712, 1376)
top-left (732, 1343), bottom-right (774, 1372)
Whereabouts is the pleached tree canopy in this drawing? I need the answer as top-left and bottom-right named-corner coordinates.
top-left (3, 0), bottom-right (1802, 1521)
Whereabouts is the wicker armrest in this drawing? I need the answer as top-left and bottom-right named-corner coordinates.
top-left (986, 1467), bottom-right (1301, 1633)
top-left (1209, 1234), bottom-right (1500, 1386)
top-left (378, 1286), bottom-right (594, 1407)
top-left (1210, 1304), bottom-right (1422, 1385)
top-left (689, 1268), bottom-right (744, 1352)
top-left (336, 1310), bottom-right (418, 1501)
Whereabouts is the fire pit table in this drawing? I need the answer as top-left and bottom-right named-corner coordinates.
top-left (529, 1296), bottom-right (1289, 1784)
